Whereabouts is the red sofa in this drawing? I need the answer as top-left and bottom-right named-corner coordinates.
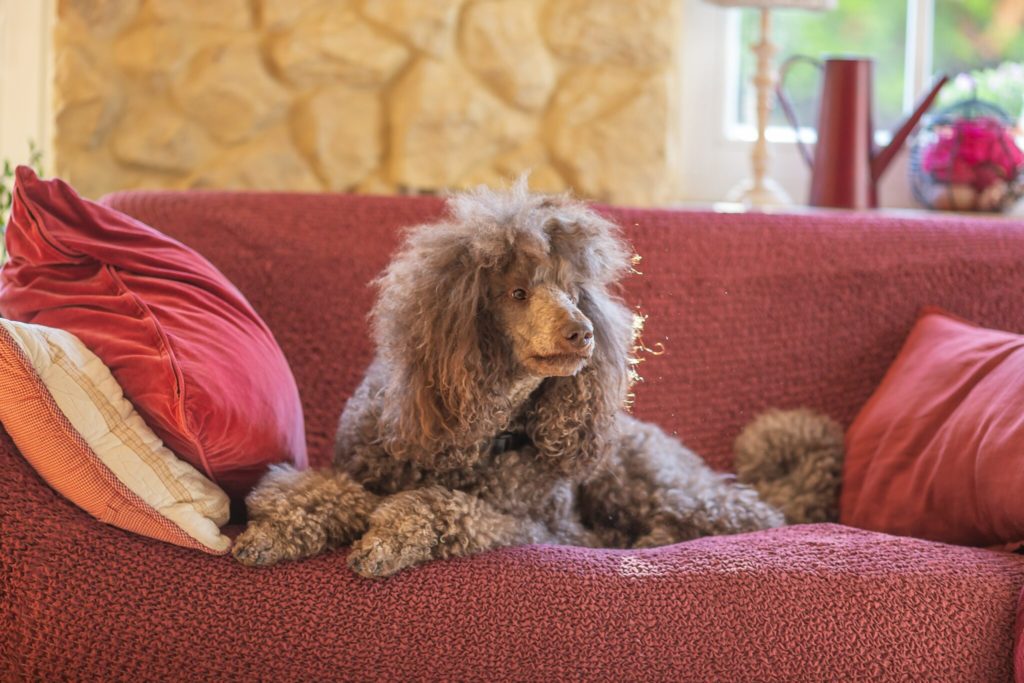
top-left (4, 191), bottom-right (1024, 681)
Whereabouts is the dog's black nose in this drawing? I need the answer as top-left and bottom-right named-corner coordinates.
top-left (563, 320), bottom-right (594, 350)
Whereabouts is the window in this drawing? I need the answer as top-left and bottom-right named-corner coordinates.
top-left (735, 0), bottom-right (907, 134)
top-left (933, 0), bottom-right (1024, 121)
top-left (731, 0), bottom-right (1024, 139)
top-left (933, 0), bottom-right (1024, 76)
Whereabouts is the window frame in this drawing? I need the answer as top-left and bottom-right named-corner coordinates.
top-left (677, 0), bottom-right (942, 207)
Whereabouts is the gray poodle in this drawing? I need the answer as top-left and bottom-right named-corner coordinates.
top-left (233, 184), bottom-right (843, 578)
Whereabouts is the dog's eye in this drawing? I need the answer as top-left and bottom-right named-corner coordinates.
top-left (511, 288), bottom-right (528, 301)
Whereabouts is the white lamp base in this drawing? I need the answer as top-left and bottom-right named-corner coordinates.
top-left (726, 7), bottom-right (794, 210)
top-left (726, 177), bottom-right (792, 207)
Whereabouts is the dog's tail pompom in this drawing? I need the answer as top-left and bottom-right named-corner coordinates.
top-left (733, 409), bottom-right (844, 525)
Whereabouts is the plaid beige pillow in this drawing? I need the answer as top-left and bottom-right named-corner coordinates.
top-left (0, 319), bottom-right (230, 553)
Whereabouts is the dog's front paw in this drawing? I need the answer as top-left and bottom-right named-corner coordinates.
top-left (232, 522), bottom-right (294, 567)
top-left (347, 528), bottom-right (431, 579)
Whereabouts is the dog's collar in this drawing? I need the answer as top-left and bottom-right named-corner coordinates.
top-left (489, 431), bottom-right (531, 455)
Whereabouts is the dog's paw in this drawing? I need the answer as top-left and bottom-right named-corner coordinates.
top-left (232, 523), bottom-right (293, 567)
top-left (347, 529), bottom-right (430, 579)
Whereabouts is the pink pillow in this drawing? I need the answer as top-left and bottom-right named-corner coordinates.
top-left (840, 307), bottom-right (1024, 547)
top-left (0, 167), bottom-right (307, 500)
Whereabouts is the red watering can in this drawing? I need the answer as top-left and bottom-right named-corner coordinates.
top-left (776, 56), bottom-right (949, 209)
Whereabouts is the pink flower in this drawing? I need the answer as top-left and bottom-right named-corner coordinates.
top-left (921, 116), bottom-right (1024, 189)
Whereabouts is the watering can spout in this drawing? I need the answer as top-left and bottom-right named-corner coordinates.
top-left (872, 74), bottom-right (950, 180)
top-left (777, 57), bottom-right (949, 209)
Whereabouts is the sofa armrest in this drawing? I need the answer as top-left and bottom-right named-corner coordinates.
top-left (4, 429), bottom-right (1023, 681)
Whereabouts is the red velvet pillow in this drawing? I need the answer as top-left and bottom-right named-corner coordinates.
top-left (840, 307), bottom-right (1024, 548)
top-left (0, 167), bottom-right (307, 500)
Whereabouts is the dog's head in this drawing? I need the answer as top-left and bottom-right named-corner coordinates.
top-left (372, 182), bottom-right (638, 472)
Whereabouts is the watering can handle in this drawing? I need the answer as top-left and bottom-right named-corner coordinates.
top-left (776, 55), bottom-right (823, 169)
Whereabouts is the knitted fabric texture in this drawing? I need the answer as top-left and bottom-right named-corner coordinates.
top-left (4, 191), bottom-right (1024, 680)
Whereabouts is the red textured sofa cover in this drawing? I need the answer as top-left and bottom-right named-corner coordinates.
top-left (4, 192), bottom-right (1024, 681)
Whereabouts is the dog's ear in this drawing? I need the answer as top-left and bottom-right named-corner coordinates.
top-left (527, 284), bottom-right (637, 475)
top-left (371, 224), bottom-right (503, 465)
top-left (528, 204), bottom-right (638, 474)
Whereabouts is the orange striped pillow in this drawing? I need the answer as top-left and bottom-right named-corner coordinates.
top-left (0, 319), bottom-right (230, 553)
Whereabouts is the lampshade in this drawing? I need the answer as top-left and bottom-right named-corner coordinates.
top-left (705, 0), bottom-right (836, 8)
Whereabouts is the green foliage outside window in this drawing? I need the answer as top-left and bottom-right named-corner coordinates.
top-left (933, 0), bottom-right (1024, 77)
top-left (933, 0), bottom-right (1024, 122)
top-left (739, 0), bottom-right (907, 132)
top-left (738, 0), bottom-right (1024, 131)
top-left (936, 62), bottom-right (1024, 123)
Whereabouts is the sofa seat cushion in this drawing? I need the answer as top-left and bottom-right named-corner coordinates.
top-left (3, 431), bottom-right (1022, 682)
top-left (1016, 589), bottom-right (1024, 682)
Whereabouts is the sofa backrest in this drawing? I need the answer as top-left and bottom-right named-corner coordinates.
top-left (102, 191), bottom-right (1024, 470)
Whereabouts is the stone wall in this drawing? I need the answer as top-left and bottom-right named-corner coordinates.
top-left (54, 0), bottom-right (683, 204)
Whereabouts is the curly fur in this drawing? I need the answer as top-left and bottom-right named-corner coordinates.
top-left (734, 409), bottom-right (845, 524)
top-left (234, 183), bottom-right (839, 578)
